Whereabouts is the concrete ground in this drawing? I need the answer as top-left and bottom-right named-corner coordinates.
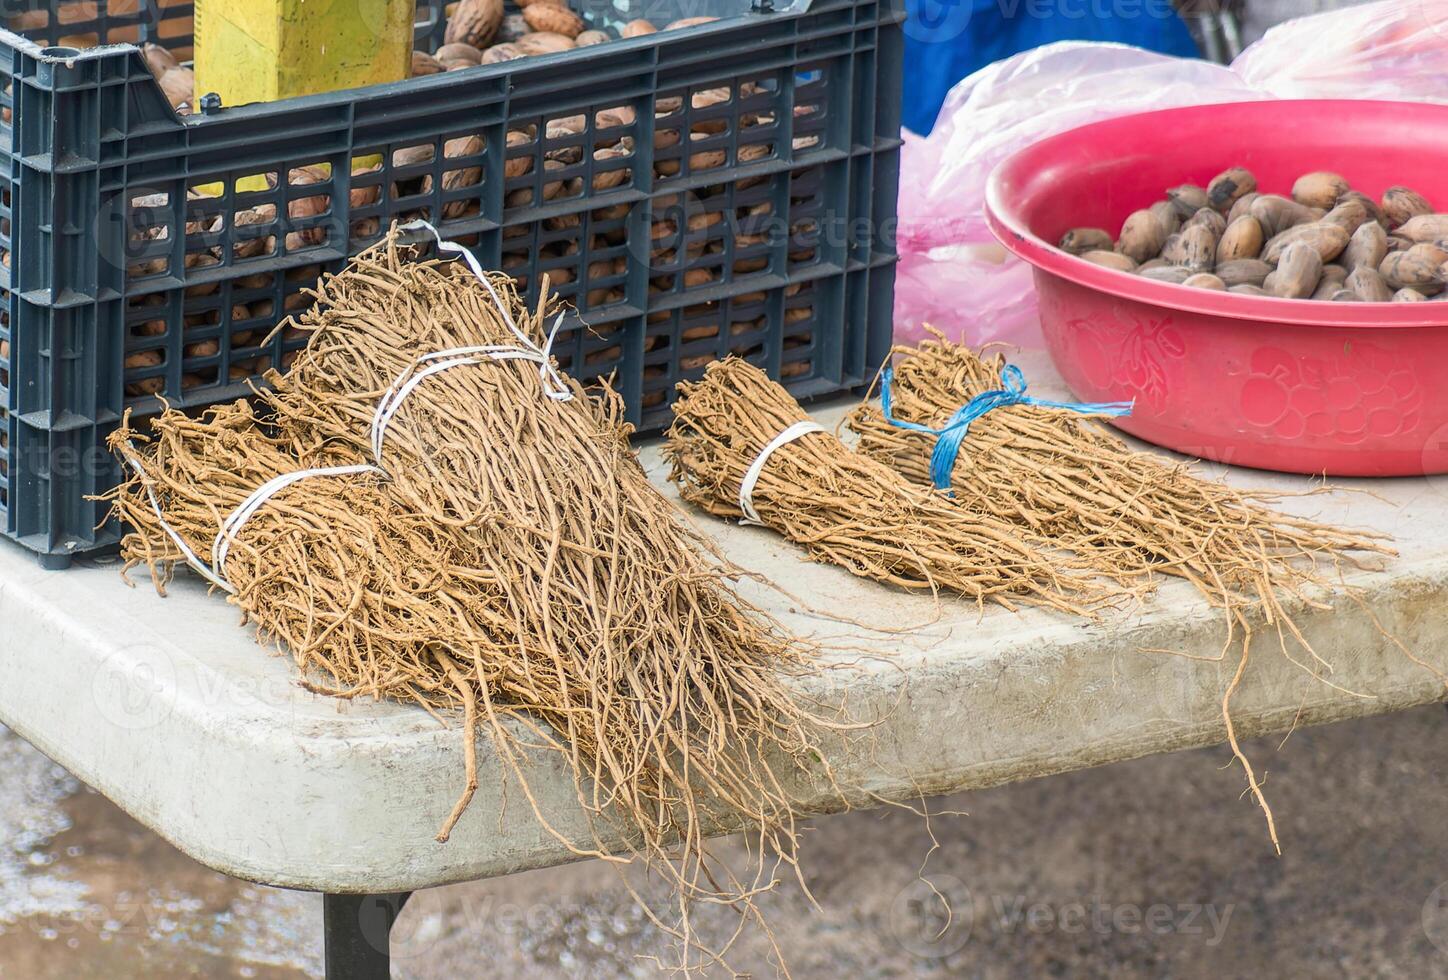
top-left (3, 702), bottom-right (1448, 978)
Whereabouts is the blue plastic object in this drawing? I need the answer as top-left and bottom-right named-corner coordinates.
top-left (900, 0), bottom-right (1199, 134)
top-left (880, 363), bottom-right (1134, 489)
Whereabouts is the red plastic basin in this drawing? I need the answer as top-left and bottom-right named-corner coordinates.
top-left (985, 99), bottom-right (1448, 476)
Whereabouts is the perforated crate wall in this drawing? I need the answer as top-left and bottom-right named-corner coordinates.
top-left (0, 0), bottom-right (901, 564)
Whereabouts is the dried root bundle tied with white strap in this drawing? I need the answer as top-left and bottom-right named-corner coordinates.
top-left (663, 357), bottom-right (1124, 617)
top-left (105, 401), bottom-right (509, 708)
top-left (238, 228), bottom-right (838, 970)
top-left (847, 333), bottom-right (1396, 850)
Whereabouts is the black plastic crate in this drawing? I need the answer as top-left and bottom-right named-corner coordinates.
top-left (0, 0), bottom-right (902, 565)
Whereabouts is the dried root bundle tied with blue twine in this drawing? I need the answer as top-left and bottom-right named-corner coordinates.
top-left (106, 226), bottom-right (846, 974)
top-left (664, 357), bottom-right (1129, 618)
top-left (845, 331), bottom-right (1396, 851)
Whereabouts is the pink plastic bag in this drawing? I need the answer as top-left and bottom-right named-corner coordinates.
top-left (1232, 0), bottom-right (1448, 102)
top-left (895, 1), bottom-right (1448, 350)
top-left (894, 43), bottom-right (1257, 348)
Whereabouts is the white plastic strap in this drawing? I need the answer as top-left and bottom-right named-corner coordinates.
top-left (211, 463), bottom-right (385, 582)
top-left (121, 448), bottom-right (235, 593)
top-left (370, 342), bottom-right (570, 464)
top-left (121, 443), bottom-right (383, 594)
top-left (737, 420), bottom-right (825, 526)
top-left (396, 219), bottom-right (572, 401)
top-left (128, 220), bottom-right (576, 590)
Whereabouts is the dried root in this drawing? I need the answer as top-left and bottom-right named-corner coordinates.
top-left (106, 401), bottom-right (498, 703)
top-left (664, 358), bottom-right (1125, 618)
top-left (847, 333), bottom-right (1396, 851)
top-left (107, 231), bottom-right (845, 973)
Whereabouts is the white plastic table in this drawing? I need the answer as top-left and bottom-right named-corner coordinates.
top-left (2, 372), bottom-right (1445, 976)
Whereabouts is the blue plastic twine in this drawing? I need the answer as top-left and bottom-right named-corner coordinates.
top-left (880, 364), bottom-right (1135, 490)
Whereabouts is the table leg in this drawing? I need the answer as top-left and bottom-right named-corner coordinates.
top-left (323, 891), bottom-right (413, 980)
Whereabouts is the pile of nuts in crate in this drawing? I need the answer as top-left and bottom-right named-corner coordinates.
top-left (141, 0), bottom-right (721, 116)
top-left (121, 0), bottom-right (825, 404)
top-left (5, 1), bottom-right (822, 403)
top-left (121, 266), bottom-right (313, 398)
top-left (420, 0), bottom-right (719, 69)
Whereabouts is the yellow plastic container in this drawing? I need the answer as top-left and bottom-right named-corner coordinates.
top-left (194, 0), bottom-right (414, 107)
top-left (192, 0), bottom-right (413, 193)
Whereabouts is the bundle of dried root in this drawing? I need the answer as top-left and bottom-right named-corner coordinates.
top-left (664, 357), bottom-right (1123, 617)
top-left (105, 401), bottom-right (511, 714)
top-left (847, 333), bottom-right (1395, 849)
top-left (228, 230), bottom-right (837, 969)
